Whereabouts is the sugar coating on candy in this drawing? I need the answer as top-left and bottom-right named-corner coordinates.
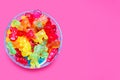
top-left (6, 10), bottom-right (61, 69)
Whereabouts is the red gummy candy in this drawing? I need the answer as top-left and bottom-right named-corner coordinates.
top-left (44, 26), bottom-right (52, 33)
top-left (15, 48), bottom-right (22, 58)
top-left (15, 48), bottom-right (28, 65)
top-left (48, 33), bottom-right (58, 43)
top-left (26, 30), bottom-right (35, 39)
top-left (44, 24), bottom-right (56, 34)
top-left (10, 27), bottom-right (18, 34)
top-left (29, 39), bottom-right (35, 47)
top-left (17, 31), bottom-right (25, 36)
top-left (9, 27), bottom-right (18, 41)
top-left (9, 33), bottom-right (18, 41)
top-left (16, 57), bottom-right (28, 65)
top-left (45, 18), bottom-right (52, 26)
top-left (25, 13), bottom-right (35, 24)
top-left (47, 48), bottom-right (58, 62)
top-left (51, 25), bottom-right (56, 33)
top-left (33, 10), bottom-right (42, 18)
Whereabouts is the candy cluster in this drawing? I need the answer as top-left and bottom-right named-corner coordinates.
top-left (5, 10), bottom-right (61, 69)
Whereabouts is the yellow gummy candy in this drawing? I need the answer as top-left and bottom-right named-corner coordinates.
top-left (22, 51), bottom-right (32, 57)
top-left (6, 29), bottom-right (11, 42)
top-left (12, 37), bottom-right (32, 57)
top-left (33, 29), bottom-right (48, 43)
top-left (6, 37), bottom-right (10, 42)
top-left (7, 29), bottom-right (11, 36)
top-left (21, 16), bottom-right (27, 19)
top-left (30, 61), bottom-right (40, 69)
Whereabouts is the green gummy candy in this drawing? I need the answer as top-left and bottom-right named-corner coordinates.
top-left (41, 41), bottom-right (47, 46)
top-left (7, 42), bottom-right (16, 55)
top-left (40, 51), bottom-right (48, 58)
top-left (34, 44), bottom-right (43, 54)
top-left (36, 21), bottom-right (42, 28)
top-left (11, 19), bottom-right (21, 27)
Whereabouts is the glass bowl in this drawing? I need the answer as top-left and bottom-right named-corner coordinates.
top-left (4, 10), bottom-right (62, 69)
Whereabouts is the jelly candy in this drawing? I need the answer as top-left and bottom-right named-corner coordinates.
top-left (16, 57), bottom-right (28, 65)
top-left (47, 33), bottom-right (58, 43)
top-left (45, 18), bottom-right (52, 26)
top-left (33, 10), bottom-right (42, 18)
top-left (33, 29), bottom-right (48, 43)
top-left (39, 14), bottom-right (48, 26)
top-left (10, 27), bottom-right (18, 34)
top-left (34, 43), bottom-right (48, 54)
top-left (20, 16), bottom-right (31, 30)
top-left (11, 20), bottom-right (21, 28)
top-left (29, 39), bottom-right (36, 48)
top-left (40, 51), bottom-right (48, 59)
top-left (34, 44), bottom-right (44, 54)
top-left (15, 48), bottom-right (28, 65)
top-left (9, 33), bottom-right (18, 41)
top-left (47, 40), bottom-right (60, 52)
top-left (47, 48), bottom-right (58, 62)
top-left (38, 58), bottom-right (45, 64)
top-left (6, 29), bottom-right (11, 36)
top-left (6, 36), bottom-right (10, 42)
top-left (26, 30), bottom-right (35, 39)
top-left (25, 13), bottom-right (35, 24)
top-left (9, 27), bottom-right (18, 41)
top-left (7, 41), bottom-right (16, 55)
top-left (15, 48), bottom-right (22, 57)
top-left (28, 53), bottom-right (40, 68)
top-left (33, 20), bottom-right (42, 28)
top-left (44, 25), bottom-right (56, 34)
top-left (13, 37), bottom-right (32, 57)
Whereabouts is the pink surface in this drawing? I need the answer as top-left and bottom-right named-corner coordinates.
top-left (0, 0), bottom-right (120, 80)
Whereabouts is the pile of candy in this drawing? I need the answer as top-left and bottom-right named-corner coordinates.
top-left (5, 10), bottom-right (62, 69)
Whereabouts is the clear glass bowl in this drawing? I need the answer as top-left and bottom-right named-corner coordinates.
top-left (4, 10), bottom-right (63, 69)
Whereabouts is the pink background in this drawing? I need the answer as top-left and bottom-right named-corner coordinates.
top-left (0, 0), bottom-right (120, 80)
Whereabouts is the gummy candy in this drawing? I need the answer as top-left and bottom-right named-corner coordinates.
top-left (34, 42), bottom-right (48, 54)
top-left (9, 33), bottom-right (18, 41)
top-left (39, 14), bottom-right (48, 26)
top-left (15, 48), bottom-right (22, 57)
top-left (47, 40), bottom-right (60, 52)
top-left (11, 20), bottom-right (21, 28)
top-left (16, 57), bottom-right (28, 65)
top-left (33, 20), bottom-right (43, 28)
top-left (33, 29), bottom-right (48, 43)
top-left (17, 30), bottom-right (25, 36)
top-left (7, 41), bottom-right (16, 55)
top-left (47, 33), bottom-right (58, 43)
top-left (26, 30), bottom-right (35, 39)
top-left (25, 13), bottom-right (35, 24)
top-left (38, 58), bottom-right (45, 64)
top-left (47, 48), bottom-right (58, 62)
top-left (13, 37), bottom-right (32, 57)
top-left (5, 10), bottom-right (61, 69)
top-left (33, 10), bottom-right (42, 18)
top-left (28, 42), bottom-right (48, 68)
top-left (20, 16), bottom-right (31, 30)
top-left (28, 53), bottom-right (40, 68)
